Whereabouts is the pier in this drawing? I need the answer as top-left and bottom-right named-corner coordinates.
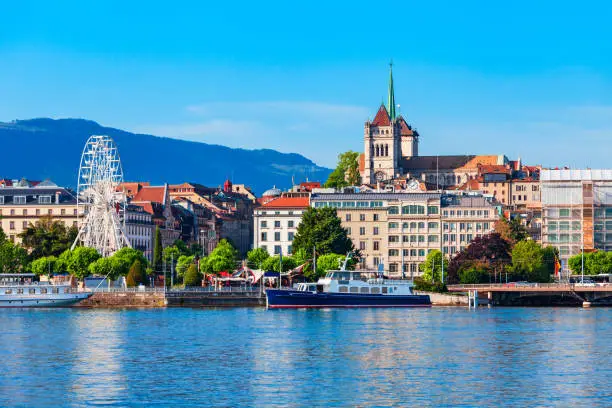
top-left (447, 283), bottom-right (612, 306)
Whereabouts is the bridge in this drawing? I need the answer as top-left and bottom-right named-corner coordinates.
top-left (447, 283), bottom-right (612, 307)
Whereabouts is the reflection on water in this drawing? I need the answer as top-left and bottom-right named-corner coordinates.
top-left (0, 307), bottom-right (610, 407)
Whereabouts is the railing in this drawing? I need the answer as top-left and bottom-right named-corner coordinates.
top-left (89, 287), bottom-right (166, 293)
top-left (169, 286), bottom-right (262, 293)
top-left (448, 283), bottom-right (612, 290)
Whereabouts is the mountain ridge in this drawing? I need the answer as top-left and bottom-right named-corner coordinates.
top-left (0, 118), bottom-right (331, 194)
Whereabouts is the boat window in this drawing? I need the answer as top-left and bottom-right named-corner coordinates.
top-left (382, 287), bottom-right (388, 294)
top-left (17, 289), bottom-right (24, 294)
top-left (371, 287), bottom-right (380, 294)
top-left (350, 287), bottom-right (359, 293)
top-left (389, 287), bottom-right (393, 293)
top-left (338, 286), bottom-right (348, 293)
top-left (308, 285), bottom-right (316, 291)
top-left (360, 287), bottom-right (369, 294)
top-left (41, 288), bottom-right (47, 294)
top-left (5, 289), bottom-right (11, 294)
top-left (29, 288), bottom-right (36, 294)
top-left (52, 288), bottom-right (59, 294)
top-left (340, 272), bottom-right (350, 281)
top-left (352, 272), bottom-right (361, 281)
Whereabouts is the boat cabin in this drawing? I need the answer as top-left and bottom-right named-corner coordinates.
top-left (295, 270), bottom-right (415, 296)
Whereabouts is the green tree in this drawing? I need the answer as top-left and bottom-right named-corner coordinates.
top-left (31, 256), bottom-right (58, 276)
top-left (511, 240), bottom-right (551, 283)
top-left (163, 245), bottom-right (181, 265)
top-left (176, 255), bottom-right (195, 279)
top-left (458, 262), bottom-right (490, 284)
top-left (494, 216), bottom-right (528, 246)
top-left (0, 240), bottom-right (28, 273)
top-left (0, 225), bottom-right (6, 243)
top-left (200, 239), bottom-right (238, 273)
top-left (88, 256), bottom-right (124, 286)
top-left (292, 207), bottom-right (355, 257)
top-left (261, 255), bottom-right (297, 272)
top-left (568, 251), bottom-right (612, 275)
top-left (59, 247), bottom-right (101, 280)
top-left (325, 151), bottom-right (361, 188)
top-left (183, 264), bottom-right (202, 286)
top-left (19, 216), bottom-right (78, 259)
top-left (153, 226), bottom-right (162, 272)
top-left (113, 247), bottom-right (148, 276)
top-left (172, 239), bottom-right (191, 257)
top-left (247, 247), bottom-right (270, 269)
top-left (314, 253), bottom-right (348, 279)
top-left (126, 259), bottom-right (146, 287)
top-left (419, 250), bottom-right (448, 283)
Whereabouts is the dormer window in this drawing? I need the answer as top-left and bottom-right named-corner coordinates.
top-left (0, 196), bottom-right (3, 204)
top-left (38, 195), bottom-right (52, 204)
top-left (14, 196), bottom-right (26, 204)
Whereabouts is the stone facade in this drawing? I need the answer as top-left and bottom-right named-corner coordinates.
top-left (0, 179), bottom-right (82, 243)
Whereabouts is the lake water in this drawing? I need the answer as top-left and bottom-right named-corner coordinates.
top-left (0, 307), bottom-right (611, 407)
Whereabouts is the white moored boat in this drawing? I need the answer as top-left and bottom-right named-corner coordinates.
top-left (0, 274), bottom-right (92, 307)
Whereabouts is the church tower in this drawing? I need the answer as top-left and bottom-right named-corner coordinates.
top-left (361, 64), bottom-right (420, 184)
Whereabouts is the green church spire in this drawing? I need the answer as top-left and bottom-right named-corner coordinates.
top-left (387, 61), bottom-right (396, 122)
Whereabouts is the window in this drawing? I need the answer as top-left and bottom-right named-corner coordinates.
top-left (345, 214), bottom-right (351, 222)
top-left (428, 235), bottom-right (438, 243)
top-left (360, 214), bottom-right (366, 221)
top-left (22, 209), bottom-right (27, 215)
top-left (288, 232), bottom-right (294, 241)
top-left (418, 222), bottom-right (425, 229)
top-left (389, 235), bottom-right (399, 243)
top-left (274, 245), bottom-right (282, 255)
top-left (338, 286), bottom-right (348, 293)
top-left (261, 221), bottom-right (267, 228)
top-left (274, 232), bottom-right (281, 241)
top-left (346, 227), bottom-right (352, 235)
top-left (261, 245), bottom-right (267, 253)
top-left (388, 222), bottom-right (398, 229)
top-left (274, 221), bottom-right (281, 228)
top-left (359, 241), bottom-right (366, 250)
top-left (36, 209), bottom-right (40, 215)
top-left (360, 287), bottom-right (369, 294)
top-left (427, 206), bottom-right (438, 215)
top-left (418, 249), bottom-right (426, 257)
top-left (373, 241), bottom-right (380, 251)
top-left (261, 232), bottom-right (267, 241)
top-left (0, 196), bottom-right (3, 204)
top-left (73, 209), bottom-right (77, 215)
top-left (22, 221), bottom-right (28, 229)
top-left (388, 206), bottom-right (399, 214)
top-left (9, 221), bottom-right (15, 230)
top-left (373, 214), bottom-right (379, 222)
top-left (559, 209), bottom-right (570, 217)
top-left (373, 227), bottom-right (379, 235)
top-left (359, 227), bottom-right (365, 235)
top-left (288, 220), bottom-right (294, 228)
top-left (38, 195), bottom-right (52, 204)
top-left (14, 196), bottom-right (26, 204)
top-left (371, 287), bottom-right (380, 294)
top-left (428, 222), bottom-right (438, 229)
top-left (418, 235), bottom-right (425, 243)
top-left (389, 249), bottom-right (399, 256)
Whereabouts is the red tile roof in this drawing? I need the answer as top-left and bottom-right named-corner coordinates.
top-left (371, 105), bottom-right (390, 126)
top-left (478, 164), bottom-right (512, 175)
top-left (132, 186), bottom-right (166, 204)
top-left (261, 196), bottom-right (310, 208)
top-left (397, 116), bottom-right (414, 136)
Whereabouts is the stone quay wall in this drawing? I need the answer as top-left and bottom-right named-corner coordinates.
top-left (415, 291), bottom-right (469, 306)
top-left (76, 291), bottom-right (166, 308)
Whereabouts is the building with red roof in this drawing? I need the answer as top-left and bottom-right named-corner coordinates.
top-left (253, 193), bottom-right (310, 257)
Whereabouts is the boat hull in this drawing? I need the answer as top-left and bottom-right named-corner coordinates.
top-left (0, 292), bottom-right (92, 308)
top-left (266, 289), bottom-right (431, 309)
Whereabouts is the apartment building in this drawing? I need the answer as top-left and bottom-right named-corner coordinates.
top-left (253, 193), bottom-right (310, 256)
top-left (440, 195), bottom-right (499, 256)
top-left (0, 179), bottom-right (82, 243)
top-left (311, 193), bottom-right (442, 277)
top-left (541, 169), bottom-right (612, 267)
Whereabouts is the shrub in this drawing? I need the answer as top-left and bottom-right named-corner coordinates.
top-left (413, 277), bottom-right (447, 293)
top-left (126, 260), bottom-right (145, 287)
top-left (184, 264), bottom-right (202, 287)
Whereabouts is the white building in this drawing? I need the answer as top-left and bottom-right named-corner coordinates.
top-left (541, 169), bottom-right (612, 266)
top-left (253, 193), bottom-right (310, 256)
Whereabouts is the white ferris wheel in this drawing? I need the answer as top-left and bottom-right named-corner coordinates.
top-left (72, 135), bottom-right (131, 257)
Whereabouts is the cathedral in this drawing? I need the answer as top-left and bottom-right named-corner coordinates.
top-left (360, 65), bottom-right (508, 189)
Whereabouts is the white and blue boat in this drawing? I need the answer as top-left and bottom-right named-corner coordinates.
top-left (0, 274), bottom-right (92, 307)
top-left (266, 256), bottom-right (431, 309)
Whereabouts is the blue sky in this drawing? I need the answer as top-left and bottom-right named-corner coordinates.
top-left (1, 1), bottom-right (611, 168)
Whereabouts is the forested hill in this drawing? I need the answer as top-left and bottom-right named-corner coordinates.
top-left (0, 118), bottom-right (331, 194)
